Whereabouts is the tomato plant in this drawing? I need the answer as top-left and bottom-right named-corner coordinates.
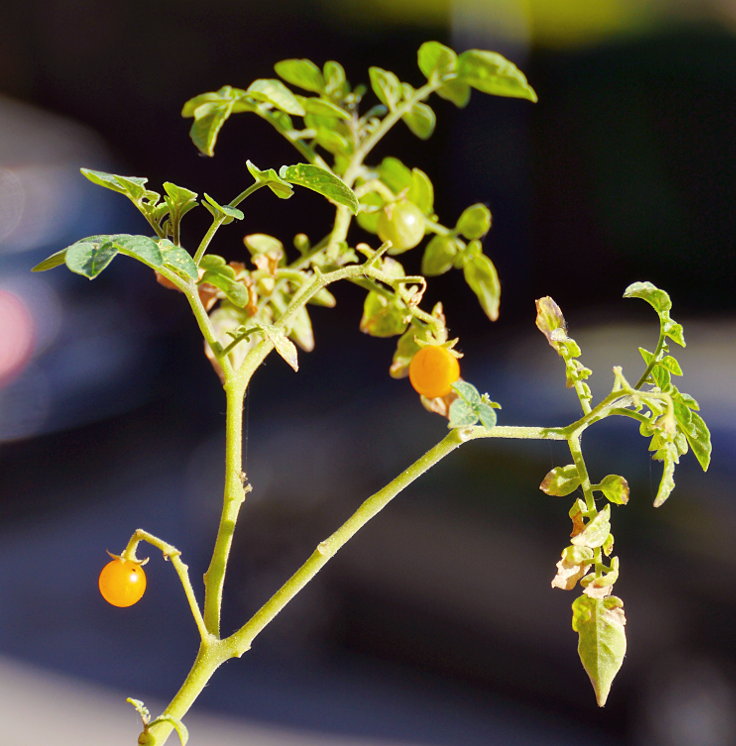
top-left (31, 41), bottom-right (711, 746)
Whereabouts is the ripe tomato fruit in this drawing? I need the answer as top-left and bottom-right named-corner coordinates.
top-left (98, 557), bottom-right (147, 607)
top-left (409, 345), bottom-right (460, 399)
top-left (377, 201), bottom-right (425, 253)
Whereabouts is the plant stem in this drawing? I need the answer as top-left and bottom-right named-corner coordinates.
top-left (202, 379), bottom-right (249, 636)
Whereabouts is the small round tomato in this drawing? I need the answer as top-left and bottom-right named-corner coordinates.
top-left (98, 557), bottom-right (147, 608)
top-left (409, 345), bottom-right (460, 399)
top-left (377, 201), bottom-right (425, 253)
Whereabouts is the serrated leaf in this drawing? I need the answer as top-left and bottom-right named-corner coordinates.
top-left (417, 41), bottom-right (457, 79)
top-left (247, 79), bottom-right (305, 116)
top-left (31, 248), bottom-right (68, 272)
top-left (462, 250), bottom-right (500, 321)
top-left (457, 50), bottom-right (537, 102)
top-left (456, 203), bottom-right (492, 240)
top-left (596, 474), bottom-right (630, 505)
top-left (369, 67), bottom-right (401, 109)
top-left (571, 505), bottom-right (611, 549)
top-left (279, 163), bottom-right (358, 213)
top-left (402, 102), bottom-right (435, 139)
top-left (274, 58), bottom-right (325, 93)
top-left (572, 595), bottom-right (627, 707)
top-left (203, 193), bottom-right (244, 223)
top-left (540, 464), bottom-right (581, 497)
top-left (65, 239), bottom-right (119, 279)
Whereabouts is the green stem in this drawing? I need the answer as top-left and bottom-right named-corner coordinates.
top-left (635, 327), bottom-right (667, 389)
top-left (123, 530), bottom-right (210, 642)
top-left (202, 379), bottom-right (249, 635)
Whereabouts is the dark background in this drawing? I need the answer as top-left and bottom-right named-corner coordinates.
top-left (0, 2), bottom-right (734, 745)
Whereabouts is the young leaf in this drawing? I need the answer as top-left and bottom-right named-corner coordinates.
top-left (199, 255), bottom-right (249, 307)
top-left (422, 235), bottom-right (459, 276)
top-left (158, 239), bottom-right (198, 280)
top-left (274, 58), bottom-right (325, 93)
top-left (682, 410), bottom-right (712, 471)
top-left (259, 324), bottom-right (299, 371)
top-left (80, 168), bottom-right (154, 202)
top-left (456, 203), bottom-right (491, 240)
top-left (369, 67), bottom-right (401, 109)
top-left (279, 164), bottom-right (359, 213)
top-left (448, 382), bottom-right (499, 429)
top-left (245, 160), bottom-right (294, 199)
top-left (540, 464), bottom-right (581, 497)
top-left (187, 100), bottom-right (233, 157)
top-left (402, 102), bottom-right (436, 139)
top-left (247, 79), bottom-right (305, 116)
top-left (31, 248), bottom-right (68, 272)
top-left (302, 98), bottom-right (351, 120)
top-left (202, 193), bottom-right (244, 223)
top-left (595, 475), bottom-right (630, 505)
top-left (436, 78), bottom-right (471, 108)
top-left (570, 505), bottom-right (611, 549)
top-left (457, 50), bottom-right (537, 102)
top-left (623, 281), bottom-right (672, 314)
top-left (323, 60), bottom-right (348, 98)
top-left (66, 238), bottom-right (119, 279)
top-left (359, 291), bottom-right (409, 338)
top-left (653, 455), bottom-right (676, 508)
top-left (572, 595), bottom-right (627, 707)
top-left (417, 41), bottom-right (457, 79)
top-left (462, 246), bottom-right (501, 321)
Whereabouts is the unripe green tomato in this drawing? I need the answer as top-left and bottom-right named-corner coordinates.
top-left (377, 201), bottom-right (425, 254)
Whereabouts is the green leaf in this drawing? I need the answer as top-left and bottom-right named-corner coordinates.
top-left (539, 464), bottom-right (581, 497)
top-left (402, 102), bottom-right (436, 139)
top-left (369, 67), bottom-right (401, 109)
top-left (31, 249), bottom-right (68, 272)
top-left (378, 157), bottom-right (412, 193)
top-left (421, 235), bottom-right (460, 276)
top-left (456, 203), bottom-right (492, 240)
top-left (651, 363), bottom-right (672, 391)
top-left (436, 78), bottom-right (471, 108)
top-left (279, 163), bottom-right (358, 213)
top-left (357, 191), bottom-right (383, 234)
top-left (323, 60), bottom-right (348, 98)
top-left (202, 193), bottom-right (244, 223)
top-left (80, 168), bottom-right (154, 202)
top-left (359, 291), bottom-right (409, 338)
top-left (274, 58), bottom-right (325, 93)
top-left (571, 505), bottom-right (611, 549)
top-left (595, 474), bottom-right (630, 505)
top-left (660, 355), bottom-right (683, 376)
top-left (187, 100), bottom-right (233, 157)
top-left (302, 97), bottom-right (350, 120)
top-left (114, 234), bottom-right (163, 268)
top-left (245, 160), bottom-right (294, 199)
top-left (664, 319), bottom-right (686, 347)
top-left (163, 181), bottom-right (198, 212)
top-left (683, 410), bottom-right (712, 471)
top-left (462, 247), bottom-right (501, 321)
top-left (247, 79), bottom-right (305, 116)
top-left (653, 454), bottom-right (676, 508)
top-left (158, 239), bottom-right (198, 280)
top-left (457, 50), bottom-right (537, 102)
top-left (244, 233), bottom-right (283, 256)
top-left (407, 168), bottom-right (434, 214)
top-left (572, 595), bottom-right (627, 707)
top-left (286, 305), bottom-right (314, 352)
top-left (417, 41), bottom-right (457, 79)
top-left (623, 281), bottom-right (671, 313)
top-left (66, 239), bottom-right (119, 279)
top-left (448, 381), bottom-right (499, 429)
top-left (199, 255), bottom-right (249, 307)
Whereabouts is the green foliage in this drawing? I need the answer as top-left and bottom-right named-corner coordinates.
top-left (448, 382), bottom-right (500, 429)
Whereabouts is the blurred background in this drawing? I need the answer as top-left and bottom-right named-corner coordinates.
top-left (1, 1), bottom-right (735, 744)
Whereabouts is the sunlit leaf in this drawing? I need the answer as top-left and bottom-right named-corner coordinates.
top-left (274, 58), bottom-right (325, 93)
top-left (369, 67), bottom-right (401, 109)
top-left (457, 50), bottom-right (537, 102)
top-left (540, 464), bottom-right (581, 497)
top-left (402, 102), bottom-right (435, 139)
top-left (247, 79), bottom-right (305, 116)
top-left (279, 163), bottom-right (358, 213)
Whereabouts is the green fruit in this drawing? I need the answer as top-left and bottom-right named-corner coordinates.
top-left (377, 201), bottom-right (425, 254)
